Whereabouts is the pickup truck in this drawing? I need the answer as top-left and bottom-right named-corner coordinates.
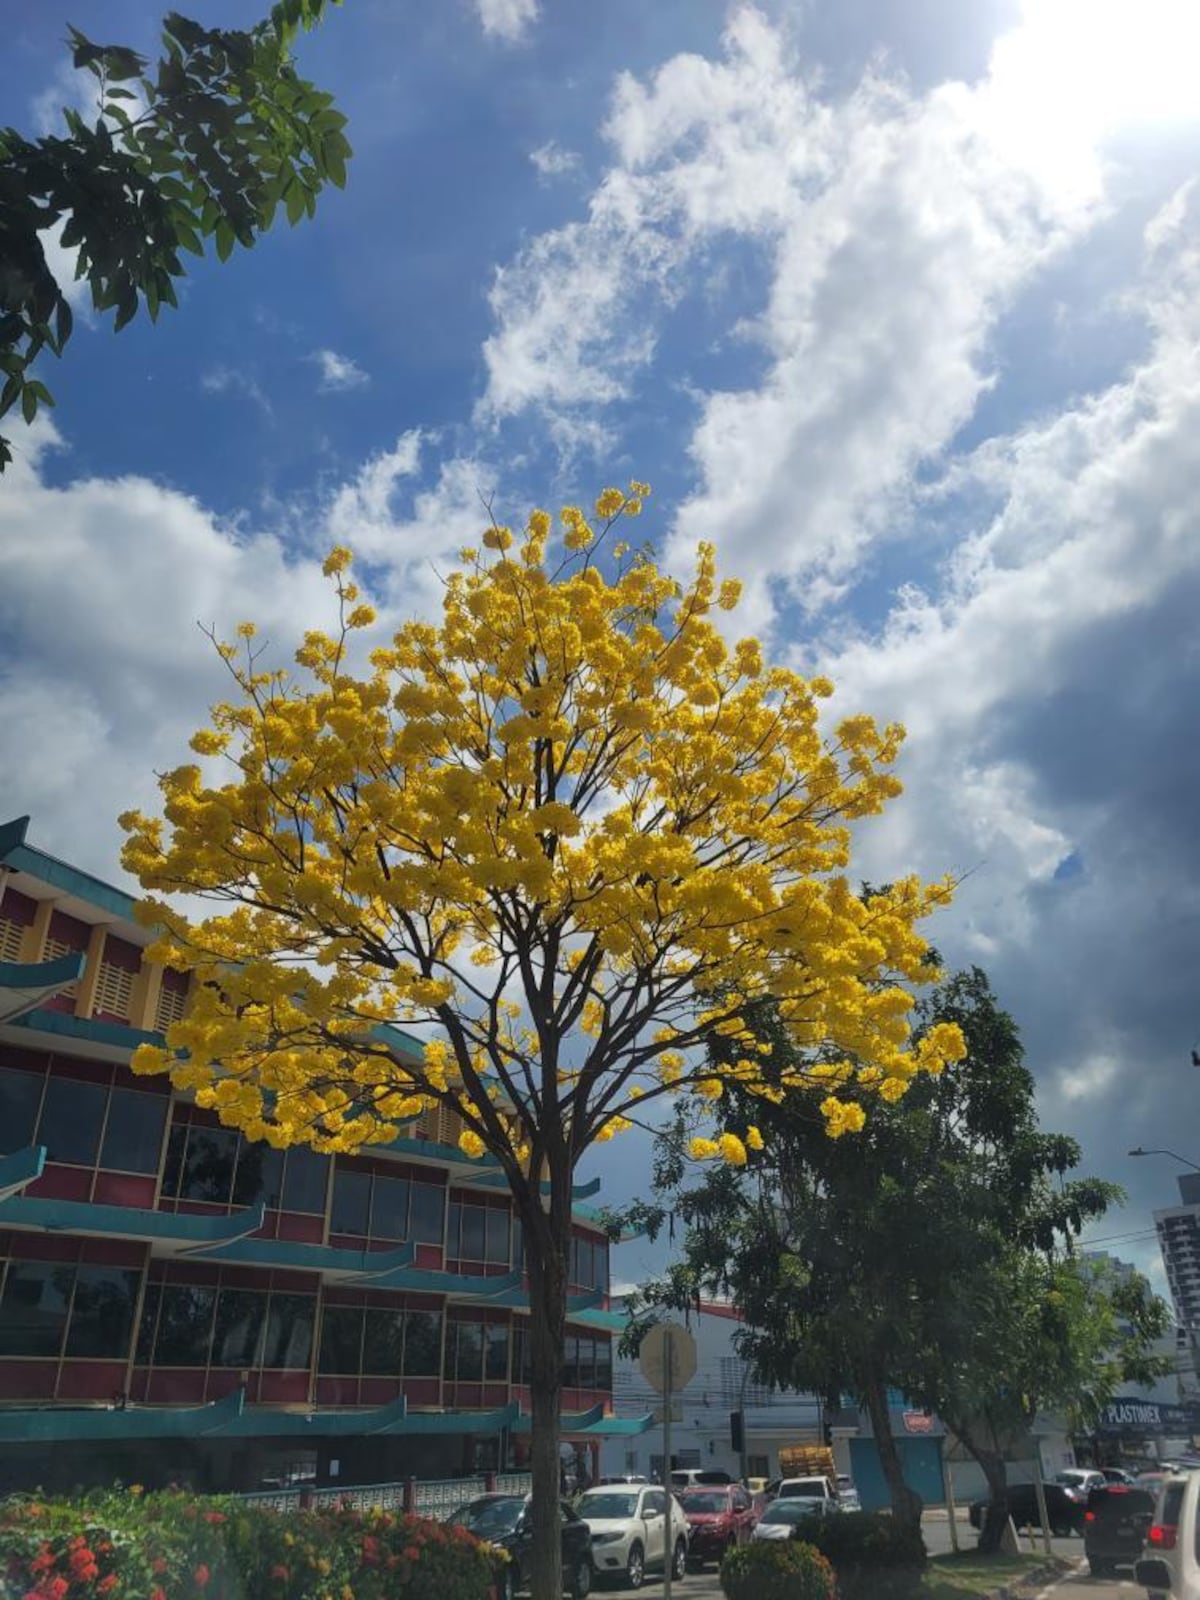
top-left (773, 1475), bottom-right (840, 1514)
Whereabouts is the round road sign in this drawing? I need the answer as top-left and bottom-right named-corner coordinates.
top-left (638, 1321), bottom-right (698, 1394)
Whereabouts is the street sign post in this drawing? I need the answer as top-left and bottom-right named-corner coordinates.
top-left (639, 1323), bottom-right (697, 1600)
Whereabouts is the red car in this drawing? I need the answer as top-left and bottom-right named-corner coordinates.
top-left (678, 1484), bottom-right (758, 1567)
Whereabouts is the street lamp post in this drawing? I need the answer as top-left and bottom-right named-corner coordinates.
top-left (1128, 1147), bottom-right (1200, 1173)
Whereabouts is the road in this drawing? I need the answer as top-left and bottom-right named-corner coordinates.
top-left (587, 1522), bottom-right (1145, 1600)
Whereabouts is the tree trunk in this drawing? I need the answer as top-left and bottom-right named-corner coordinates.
top-left (523, 1182), bottom-right (571, 1600)
top-left (861, 1373), bottom-right (923, 1532)
top-left (969, 1443), bottom-right (1010, 1555)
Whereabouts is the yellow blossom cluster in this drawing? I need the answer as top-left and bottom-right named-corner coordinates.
top-left (119, 480), bottom-right (962, 1167)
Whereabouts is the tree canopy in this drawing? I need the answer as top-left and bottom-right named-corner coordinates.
top-left (622, 968), bottom-right (1170, 1541)
top-left (0, 0), bottom-right (349, 468)
top-left (119, 487), bottom-right (964, 1599)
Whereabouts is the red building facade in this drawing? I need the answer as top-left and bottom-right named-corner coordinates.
top-left (0, 817), bottom-right (633, 1494)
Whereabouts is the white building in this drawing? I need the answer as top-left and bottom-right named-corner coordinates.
top-left (1154, 1174), bottom-right (1200, 1395)
top-left (600, 1300), bottom-right (824, 1482)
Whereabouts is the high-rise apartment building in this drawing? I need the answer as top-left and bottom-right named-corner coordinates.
top-left (1154, 1173), bottom-right (1200, 1395)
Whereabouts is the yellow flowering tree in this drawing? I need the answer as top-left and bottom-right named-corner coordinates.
top-left (120, 484), bottom-right (963, 1600)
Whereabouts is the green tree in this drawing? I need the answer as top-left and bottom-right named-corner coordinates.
top-left (930, 1246), bottom-right (1170, 1549)
top-left (622, 968), bottom-right (1167, 1545)
top-left (0, 0), bottom-right (350, 469)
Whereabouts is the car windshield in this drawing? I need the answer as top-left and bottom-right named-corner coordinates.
top-left (681, 1493), bottom-right (729, 1513)
top-left (580, 1493), bottom-right (638, 1520)
top-left (761, 1502), bottom-right (813, 1524)
top-left (450, 1498), bottom-right (525, 1536)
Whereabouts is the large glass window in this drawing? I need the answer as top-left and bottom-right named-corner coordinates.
top-left (485, 1322), bottom-right (510, 1381)
top-left (232, 1144), bottom-right (285, 1209)
top-left (136, 1282), bottom-right (161, 1364)
top-left (99, 1089), bottom-right (167, 1174)
top-left (485, 1209), bottom-right (510, 1266)
top-left (0, 1070), bottom-right (43, 1156)
top-left (175, 1128), bottom-right (239, 1204)
top-left (0, 1261), bottom-right (74, 1356)
top-left (38, 1077), bottom-right (106, 1166)
top-left (281, 1146), bottom-right (328, 1214)
top-left (262, 1293), bottom-right (314, 1370)
top-left (64, 1265), bottom-right (140, 1359)
top-left (595, 1337), bottom-right (613, 1390)
top-left (562, 1335), bottom-right (579, 1387)
top-left (460, 1206), bottom-right (486, 1262)
top-left (331, 1169), bottom-right (371, 1235)
top-left (318, 1306), bottom-right (364, 1373)
top-left (403, 1309), bottom-right (441, 1376)
top-left (409, 1181), bottom-right (445, 1244)
top-left (450, 1320), bottom-right (484, 1381)
top-left (362, 1308), bottom-right (405, 1375)
top-left (154, 1285), bottom-right (217, 1366)
top-left (370, 1175), bottom-right (409, 1240)
top-left (211, 1288), bottom-right (266, 1368)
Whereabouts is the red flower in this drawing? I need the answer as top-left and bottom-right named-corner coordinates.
top-left (29, 1552), bottom-right (54, 1577)
top-left (193, 1564), bottom-right (211, 1588)
top-left (270, 1566), bottom-right (290, 1582)
top-left (46, 1579), bottom-right (69, 1600)
top-left (151, 1560), bottom-right (169, 1576)
top-left (97, 1576), bottom-right (119, 1595)
top-left (151, 1587), bottom-right (167, 1600)
top-left (203, 1512), bottom-right (226, 1525)
top-left (404, 1546), bottom-right (421, 1561)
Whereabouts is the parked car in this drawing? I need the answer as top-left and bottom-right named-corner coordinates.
top-left (1136, 1469), bottom-right (1200, 1599)
top-left (1082, 1482), bottom-right (1155, 1578)
top-left (967, 1482), bottom-right (1085, 1537)
top-left (1054, 1468), bottom-right (1106, 1504)
top-left (752, 1500), bottom-right (831, 1541)
top-left (448, 1493), bottom-right (593, 1600)
top-left (576, 1485), bottom-right (689, 1589)
top-left (677, 1484), bottom-right (758, 1567)
top-left (669, 1468), bottom-right (733, 1490)
top-left (836, 1476), bottom-right (860, 1511)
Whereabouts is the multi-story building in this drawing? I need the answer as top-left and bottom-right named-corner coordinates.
top-left (602, 1299), bottom-right (824, 1483)
top-left (0, 816), bottom-right (641, 1495)
top-left (1155, 1174), bottom-right (1200, 1396)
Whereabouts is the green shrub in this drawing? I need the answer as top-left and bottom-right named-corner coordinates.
top-left (0, 1488), bottom-right (500, 1600)
top-left (719, 1537), bottom-right (837, 1600)
top-left (787, 1511), bottom-right (926, 1600)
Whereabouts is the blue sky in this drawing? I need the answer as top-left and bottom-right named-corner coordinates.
top-left (3, 0), bottom-right (1200, 1303)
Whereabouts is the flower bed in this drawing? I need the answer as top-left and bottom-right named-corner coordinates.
top-left (0, 1489), bottom-right (500, 1600)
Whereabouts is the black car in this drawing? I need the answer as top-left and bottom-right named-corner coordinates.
top-left (449, 1493), bottom-right (594, 1600)
top-left (1082, 1483), bottom-right (1155, 1577)
top-left (968, 1482), bottom-right (1085, 1536)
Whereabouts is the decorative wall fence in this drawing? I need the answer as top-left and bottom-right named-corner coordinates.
top-left (241, 1471), bottom-right (533, 1518)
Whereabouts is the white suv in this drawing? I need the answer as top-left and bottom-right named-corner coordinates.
top-left (1136, 1469), bottom-right (1200, 1598)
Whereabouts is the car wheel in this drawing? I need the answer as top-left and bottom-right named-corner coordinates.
top-left (672, 1541), bottom-right (687, 1580)
top-left (1088, 1559), bottom-right (1113, 1578)
top-left (625, 1543), bottom-right (644, 1590)
top-left (569, 1558), bottom-right (593, 1600)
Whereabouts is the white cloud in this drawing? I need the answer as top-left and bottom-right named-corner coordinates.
top-left (530, 141), bottom-right (581, 181)
top-left (0, 422), bottom-right (499, 882)
top-left (802, 190), bottom-right (1200, 1189)
top-left (478, 7), bottom-right (1111, 618)
top-left (312, 348), bottom-right (371, 393)
top-left (201, 366), bottom-right (273, 417)
top-left (475, 0), bottom-right (538, 44)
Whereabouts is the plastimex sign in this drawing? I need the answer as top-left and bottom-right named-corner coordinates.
top-left (1098, 1397), bottom-right (1200, 1434)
